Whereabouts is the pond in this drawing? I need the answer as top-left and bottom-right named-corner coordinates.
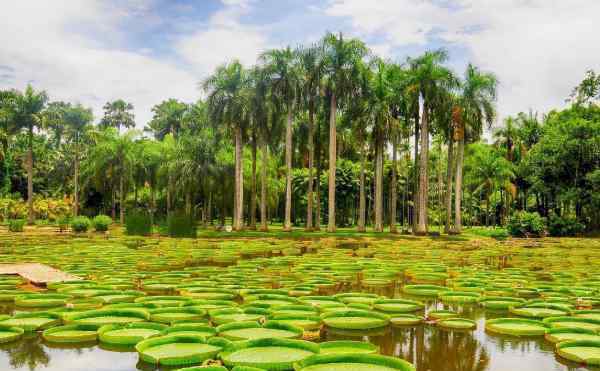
top-left (0, 235), bottom-right (599, 370)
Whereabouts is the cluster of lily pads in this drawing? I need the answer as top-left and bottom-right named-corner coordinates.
top-left (0, 235), bottom-right (599, 368)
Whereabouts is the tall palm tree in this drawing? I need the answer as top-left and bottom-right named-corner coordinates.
top-left (100, 100), bottom-right (135, 130)
top-left (297, 44), bottom-right (324, 231)
top-left (321, 32), bottom-right (369, 232)
top-left (493, 116), bottom-right (519, 161)
top-left (13, 85), bottom-right (48, 224)
top-left (260, 47), bottom-right (300, 231)
top-left (407, 50), bottom-right (457, 235)
top-left (63, 104), bottom-right (93, 216)
top-left (453, 64), bottom-right (497, 233)
top-left (204, 60), bottom-right (248, 231)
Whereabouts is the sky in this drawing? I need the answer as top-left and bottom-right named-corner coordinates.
top-left (1, 0), bottom-right (599, 128)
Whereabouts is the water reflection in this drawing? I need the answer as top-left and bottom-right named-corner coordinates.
top-left (0, 334), bottom-right (50, 371)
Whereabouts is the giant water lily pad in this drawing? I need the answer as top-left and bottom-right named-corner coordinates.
top-left (136, 335), bottom-right (227, 366)
top-left (217, 321), bottom-right (303, 341)
top-left (161, 323), bottom-right (216, 338)
top-left (99, 322), bottom-right (168, 345)
top-left (437, 318), bottom-right (476, 330)
top-left (0, 325), bottom-right (24, 343)
top-left (66, 309), bottom-right (150, 326)
top-left (221, 338), bottom-right (319, 370)
top-left (42, 324), bottom-right (98, 343)
top-left (322, 310), bottom-right (389, 330)
top-left (372, 299), bottom-right (424, 314)
top-left (485, 318), bottom-right (548, 337)
top-left (15, 293), bottom-right (72, 308)
top-left (545, 328), bottom-right (600, 344)
top-left (556, 340), bottom-right (600, 366)
top-left (0, 312), bottom-right (62, 332)
top-left (294, 354), bottom-right (415, 371)
top-left (149, 307), bottom-right (207, 324)
top-left (402, 285), bottom-right (448, 297)
top-left (319, 341), bottom-right (378, 355)
top-left (543, 316), bottom-right (600, 332)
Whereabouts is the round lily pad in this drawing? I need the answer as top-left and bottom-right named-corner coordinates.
top-left (136, 335), bottom-right (227, 366)
top-left (0, 311), bottom-right (62, 331)
top-left (437, 318), bottom-right (476, 330)
top-left (15, 293), bottom-right (72, 308)
top-left (545, 328), bottom-right (600, 344)
top-left (485, 318), bottom-right (548, 337)
top-left (269, 315), bottom-right (321, 331)
top-left (479, 296), bottom-right (524, 310)
top-left (556, 340), bottom-right (600, 366)
top-left (322, 310), bottom-right (390, 330)
top-left (319, 341), bottom-right (378, 355)
top-left (509, 305), bottom-right (568, 318)
top-left (294, 353), bottom-right (415, 371)
top-left (150, 307), bottom-right (207, 324)
top-left (42, 324), bottom-right (98, 343)
top-left (372, 299), bottom-right (424, 314)
top-left (66, 308), bottom-right (150, 326)
top-left (438, 291), bottom-right (480, 304)
top-left (217, 321), bottom-right (303, 341)
top-left (220, 338), bottom-right (319, 370)
top-left (402, 285), bottom-right (448, 297)
top-left (390, 315), bottom-right (423, 327)
top-left (573, 310), bottom-right (600, 321)
top-left (428, 310), bottom-right (458, 320)
top-left (161, 323), bottom-right (216, 338)
top-left (99, 322), bottom-right (168, 345)
top-left (543, 316), bottom-right (600, 332)
top-left (0, 325), bottom-right (24, 343)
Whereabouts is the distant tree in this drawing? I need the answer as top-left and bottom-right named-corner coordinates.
top-left (100, 100), bottom-right (135, 130)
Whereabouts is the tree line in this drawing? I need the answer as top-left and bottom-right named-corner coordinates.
top-left (1, 33), bottom-right (598, 233)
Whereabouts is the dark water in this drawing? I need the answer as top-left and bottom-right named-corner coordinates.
top-left (1, 299), bottom-right (598, 371)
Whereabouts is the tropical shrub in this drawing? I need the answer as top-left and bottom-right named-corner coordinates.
top-left (70, 216), bottom-right (91, 233)
top-left (125, 211), bottom-right (152, 236)
top-left (92, 215), bottom-right (112, 232)
top-left (507, 211), bottom-right (545, 237)
top-left (547, 214), bottom-right (585, 237)
top-left (167, 213), bottom-right (196, 238)
top-left (57, 216), bottom-right (71, 232)
top-left (8, 219), bottom-right (26, 232)
top-left (0, 197), bottom-right (72, 222)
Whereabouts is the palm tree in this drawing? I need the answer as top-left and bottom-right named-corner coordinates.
top-left (453, 64), bottom-right (497, 233)
top-left (321, 32), bottom-right (369, 232)
top-left (493, 116), bottom-right (519, 161)
top-left (260, 47), bottom-right (300, 231)
top-left (407, 50), bottom-right (457, 235)
top-left (100, 100), bottom-right (135, 130)
top-left (146, 99), bottom-right (188, 139)
top-left (204, 60), bottom-right (248, 231)
top-left (13, 85), bottom-right (48, 224)
top-left (63, 104), bottom-right (93, 216)
top-left (0, 89), bottom-right (18, 196)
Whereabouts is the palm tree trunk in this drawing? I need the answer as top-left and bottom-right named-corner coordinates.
top-left (27, 127), bottom-right (34, 225)
top-left (150, 183), bottom-right (156, 226)
top-left (390, 136), bottom-right (398, 233)
top-left (185, 190), bottom-right (192, 216)
top-left (327, 93), bottom-right (337, 232)
top-left (315, 117), bottom-right (322, 231)
top-left (284, 109), bottom-right (293, 231)
top-left (412, 113), bottom-right (419, 231)
top-left (444, 138), bottom-right (454, 233)
top-left (374, 135), bottom-right (384, 232)
top-left (306, 104), bottom-right (315, 231)
top-left (73, 151), bottom-right (79, 217)
top-left (234, 126), bottom-right (243, 231)
top-left (260, 137), bottom-right (268, 231)
top-left (415, 106), bottom-right (429, 235)
top-left (111, 188), bottom-right (116, 221)
top-left (1, 137), bottom-right (10, 195)
top-left (454, 137), bottom-right (465, 233)
top-left (250, 137), bottom-right (257, 230)
top-left (166, 176), bottom-right (172, 219)
top-left (119, 171), bottom-right (125, 225)
top-left (357, 144), bottom-right (366, 232)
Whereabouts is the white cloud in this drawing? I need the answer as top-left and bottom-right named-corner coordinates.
top-left (324, 0), bottom-right (600, 120)
top-left (175, 0), bottom-right (269, 78)
top-left (0, 1), bottom-right (198, 127)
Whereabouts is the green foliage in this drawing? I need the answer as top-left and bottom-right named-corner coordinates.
top-left (507, 211), bottom-right (545, 237)
top-left (92, 215), bottom-right (112, 232)
top-left (57, 216), bottom-right (71, 232)
top-left (8, 219), bottom-right (25, 232)
top-left (70, 216), bottom-right (91, 233)
top-left (547, 214), bottom-right (584, 237)
top-left (167, 213), bottom-right (197, 238)
top-left (125, 211), bottom-right (152, 236)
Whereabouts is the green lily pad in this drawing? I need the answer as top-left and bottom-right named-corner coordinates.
top-left (556, 340), bottom-right (600, 366)
top-left (99, 322), bottom-right (168, 345)
top-left (372, 299), bottom-right (424, 313)
top-left (319, 340), bottom-right (378, 355)
top-left (485, 318), bottom-right (548, 337)
top-left (42, 324), bottom-right (98, 343)
top-left (545, 328), bottom-right (600, 343)
top-left (294, 354), bottom-right (415, 371)
top-left (437, 318), bottom-right (476, 330)
top-left (136, 335), bottom-right (226, 366)
top-left (322, 310), bottom-right (390, 330)
top-left (217, 321), bottom-right (303, 341)
top-left (0, 325), bottom-right (24, 343)
top-left (221, 338), bottom-right (319, 370)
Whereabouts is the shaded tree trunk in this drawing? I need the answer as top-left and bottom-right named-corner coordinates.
top-left (306, 103), bottom-right (315, 231)
top-left (374, 135), bottom-right (384, 232)
top-left (260, 138), bottom-right (268, 231)
top-left (111, 187), bottom-right (116, 221)
top-left (150, 183), bottom-right (156, 226)
top-left (444, 138), bottom-right (454, 233)
top-left (390, 136), bottom-right (398, 233)
top-left (234, 126), bottom-right (244, 231)
top-left (185, 190), bottom-right (192, 216)
top-left (73, 148), bottom-right (80, 217)
top-left (357, 145), bottom-right (366, 232)
top-left (327, 93), bottom-right (337, 232)
top-left (119, 172), bottom-right (125, 225)
top-left (454, 137), bottom-right (465, 232)
top-left (27, 127), bottom-right (34, 225)
top-left (284, 109), bottom-right (293, 231)
top-left (412, 112), bottom-right (420, 232)
top-left (250, 137), bottom-right (257, 230)
top-left (415, 106), bottom-right (429, 235)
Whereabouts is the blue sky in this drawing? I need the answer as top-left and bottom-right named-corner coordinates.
top-left (1, 0), bottom-right (599, 127)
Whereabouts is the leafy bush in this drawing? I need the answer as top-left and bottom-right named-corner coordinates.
top-left (507, 211), bottom-right (545, 237)
top-left (167, 214), bottom-right (196, 238)
top-left (547, 214), bottom-right (584, 237)
top-left (125, 211), bottom-right (152, 236)
top-left (70, 216), bottom-right (91, 233)
top-left (57, 216), bottom-right (71, 232)
top-left (92, 215), bottom-right (112, 232)
top-left (0, 196), bottom-right (71, 221)
top-left (8, 219), bottom-right (26, 232)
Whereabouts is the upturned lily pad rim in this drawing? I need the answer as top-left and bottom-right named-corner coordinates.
top-left (0, 324), bottom-right (25, 344)
top-left (319, 340), bottom-right (379, 355)
top-left (293, 353), bottom-right (415, 371)
top-left (136, 334), bottom-right (228, 366)
top-left (220, 337), bottom-right (320, 369)
top-left (485, 317), bottom-right (549, 337)
top-left (321, 309), bottom-right (390, 330)
top-left (42, 324), bottom-right (99, 343)
top-left (98, 322), bottom-right (168, 345)
top-left (556, 340), bottom-right (600, 366)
